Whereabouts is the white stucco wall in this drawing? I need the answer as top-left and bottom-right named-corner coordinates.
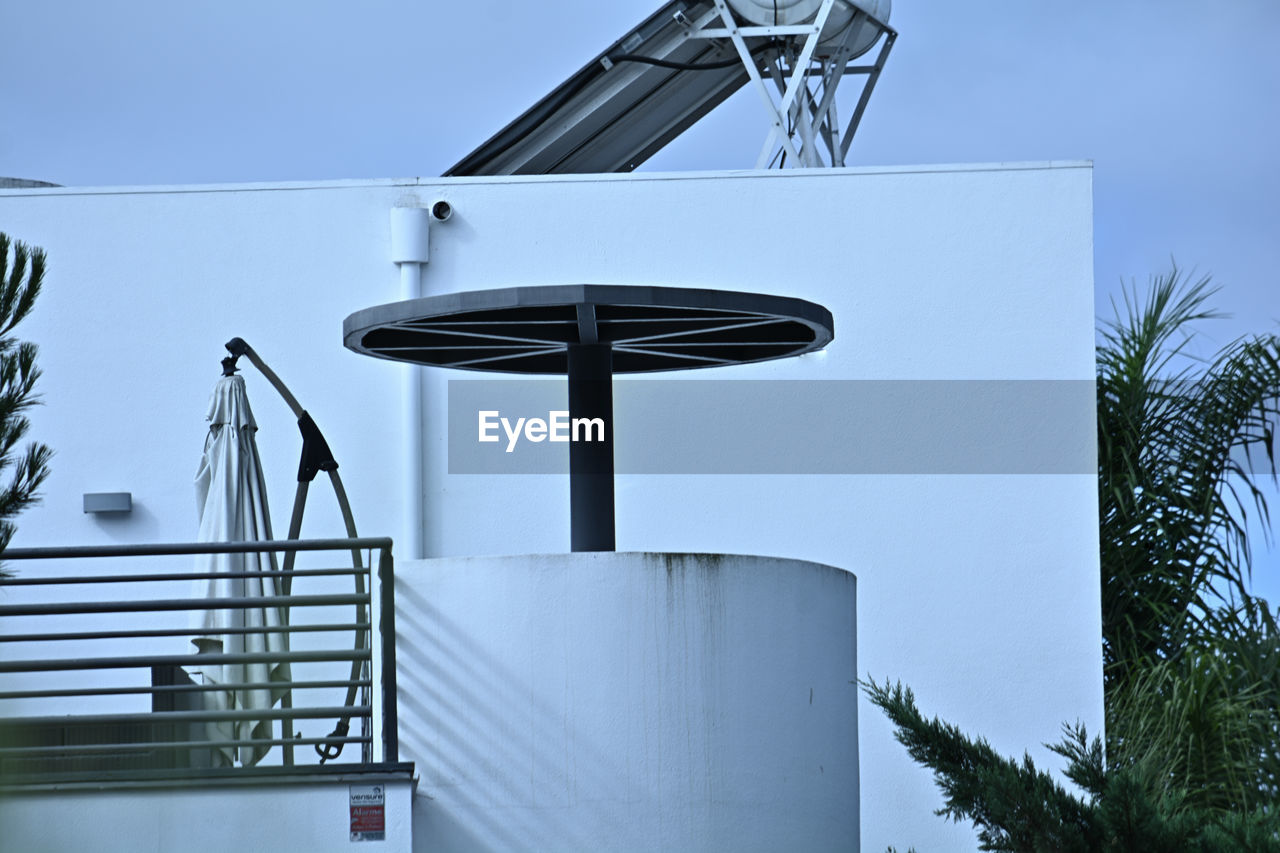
top-left (0, 163), bottom-right (1098, 851)
top-left (0, 774), bottom-right (414, 853)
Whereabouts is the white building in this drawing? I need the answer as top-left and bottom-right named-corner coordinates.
top-left (0, 161), bottom-right (1099, 851)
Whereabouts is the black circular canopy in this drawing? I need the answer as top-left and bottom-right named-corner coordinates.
top-left (343, 284), bottom-right (835, 553)
top-left (342, 284), bottom-right (834, 374)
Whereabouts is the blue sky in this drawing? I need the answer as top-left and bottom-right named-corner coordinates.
top-left (5, 0), bottom-right (1279, 598)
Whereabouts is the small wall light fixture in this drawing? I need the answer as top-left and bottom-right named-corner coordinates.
top-left (83, 492), bottom-right (132, 514)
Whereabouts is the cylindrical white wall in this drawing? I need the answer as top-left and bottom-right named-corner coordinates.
top-left (396, 551), bottom-right (859, 852)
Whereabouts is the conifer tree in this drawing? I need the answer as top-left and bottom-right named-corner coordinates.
top-left (0, 233), bottom-right (53, 572)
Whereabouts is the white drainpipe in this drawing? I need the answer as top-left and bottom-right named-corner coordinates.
top-left (389, 205), bottom-right (438, 560)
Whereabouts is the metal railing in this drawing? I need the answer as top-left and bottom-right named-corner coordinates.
top-left (0, 538), bottom-right (397, 783)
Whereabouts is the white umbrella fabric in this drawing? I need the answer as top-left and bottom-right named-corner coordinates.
top-left (191, 372), bottom-right (290, 767)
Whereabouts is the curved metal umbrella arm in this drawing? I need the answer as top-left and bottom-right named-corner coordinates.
top-left (223, 337), bottom-right (369, 763)
top-left (321, 466), bottom-right (370, 763)
top-left (226, 337), bottom-right (305, 419)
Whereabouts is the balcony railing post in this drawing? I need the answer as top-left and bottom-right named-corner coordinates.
top-left (378, 545), bottom-right (399, 764)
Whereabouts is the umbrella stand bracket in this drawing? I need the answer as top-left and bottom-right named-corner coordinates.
top-left (296, 411), bottom-right (339, 483)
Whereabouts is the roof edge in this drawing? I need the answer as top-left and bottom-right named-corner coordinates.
top-left (0, 161), bottom-right (1093, 198)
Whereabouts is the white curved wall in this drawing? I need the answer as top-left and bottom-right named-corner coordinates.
top-left (396, 552), bottom-right (859, 852)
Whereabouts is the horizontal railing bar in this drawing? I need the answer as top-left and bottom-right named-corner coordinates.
top-left (0, 735), bottom-right (370, 757)
top-left (1, 538), bottom-right (392, 561)
top-left (0, 705), bottom-right (371, 728)
top-left (0, 761), bottom-right (417, 790)
top-left (1, 567), bottom-right (370, 587)
top-left (0, 593), bottom-right (367, 617)
top-left (0, 649), bottom-right (369, 674)
top-left (0, 622), bottom-right (372, 644)
top-left (0, 535), bottom-right (395, 774)
top-left (0, 679), bottom-right (372, 701)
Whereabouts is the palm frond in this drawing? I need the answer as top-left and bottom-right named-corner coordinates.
top-left (1097, 267), bottom-right (1280, 688)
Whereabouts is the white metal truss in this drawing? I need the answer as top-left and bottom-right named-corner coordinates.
top-left (445, 0), bottom-right (895, 176)
top-left (690, 0), bottom-right (895, 168)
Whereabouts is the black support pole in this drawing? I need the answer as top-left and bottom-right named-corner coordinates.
top-left (567, 344), bottom-right (615, 552)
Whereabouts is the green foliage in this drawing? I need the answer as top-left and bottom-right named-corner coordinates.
top-left (1096, 268), bottom-right (1280, 816)
top-left (1097, 268), bottom-right (1280, 689)
top-left (1107, 600), bottom-right (1280, 816)
top-left (0, 233), bottom-right (52, 572)
top-left (863, 679), bottom-right (1099, 852)
top-left (864, 678), bottom-right (1280, 852)
top-left (869, 268), bottom-right (1280, 848)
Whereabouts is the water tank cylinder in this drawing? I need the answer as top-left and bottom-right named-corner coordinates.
top-left (399, 552), bottom-right (861, 850)
top-left (725, 0), bottom-right (890, 54)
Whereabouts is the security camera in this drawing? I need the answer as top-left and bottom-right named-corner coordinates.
top-left (431, 201), bottom-right (453, 222)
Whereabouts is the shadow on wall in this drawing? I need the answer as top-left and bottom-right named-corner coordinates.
top-left (87, 499), bottom-right (164, 543)
top-left (396, 581), bottom-right (627, 852)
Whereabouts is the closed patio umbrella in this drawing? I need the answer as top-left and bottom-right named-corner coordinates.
top-left (190, 365), bottom-right (290, 766)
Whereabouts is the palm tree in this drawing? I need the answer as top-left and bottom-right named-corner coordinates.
top-left (1097, 267), bottom-right (1280, 691)
top-left (1097, 268), bottom-right (1280, 814)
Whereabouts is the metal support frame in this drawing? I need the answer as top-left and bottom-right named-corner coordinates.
top-left (690, 0), bottom-right (896, 168)
top-left (567, 342), bottom-right (616, 552)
